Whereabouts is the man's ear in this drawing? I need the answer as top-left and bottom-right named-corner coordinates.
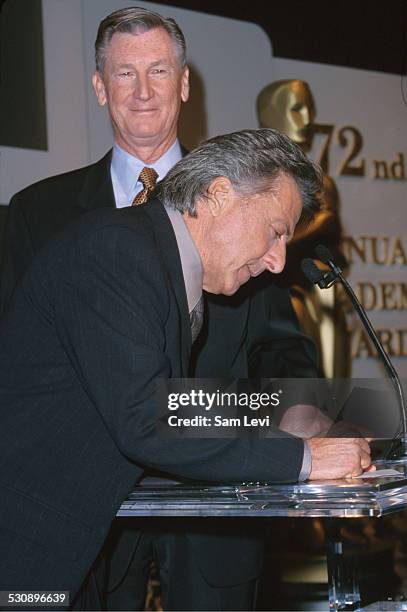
top-left (92, 71), bottom-right (107, 106)
top-left (181, 66), bottom-right (190, 103)
top-left (206, 177), bottom-right (232, 217)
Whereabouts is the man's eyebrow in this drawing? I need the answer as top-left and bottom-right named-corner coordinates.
top-left (114, 62), bottom-right (136, 69)
top-left (273, 220), bottom-right (297, 242)
top-left (271, 219), bottom-right (290, 235)
top-left (115, 59), bottom-right (170, 69)
top-left (150, 59), bottom-right (169, 66)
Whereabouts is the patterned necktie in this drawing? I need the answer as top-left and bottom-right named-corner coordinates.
top-left (190, 295), bottom-right (204, 343)
top-left (132, 167), bottom-right (158, 205)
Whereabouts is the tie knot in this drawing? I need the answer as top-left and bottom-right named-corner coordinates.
top-left (139, 166), bottom-right (158, 189)
top-left (133, 167), bottom-right (158, 205)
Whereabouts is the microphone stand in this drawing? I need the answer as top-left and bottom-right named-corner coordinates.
top-left (302, 248), bottom-right (407, 462)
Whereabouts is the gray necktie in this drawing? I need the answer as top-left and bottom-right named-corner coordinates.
top-left (190, 295), bottom-right (204, 343)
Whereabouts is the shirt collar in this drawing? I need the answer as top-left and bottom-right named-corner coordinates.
top-left (164, 206), bottom-right (203, 314)
top-left (111, 140), bottom-right (182, 208)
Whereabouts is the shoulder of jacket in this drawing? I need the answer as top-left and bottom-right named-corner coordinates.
top-left (10, 153), bottom-right (111, 208)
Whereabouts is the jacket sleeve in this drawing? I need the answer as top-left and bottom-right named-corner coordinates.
top-left (0, 195), bottom-right (34, 315)
top-left (55, 224), bottom-right (305, 484)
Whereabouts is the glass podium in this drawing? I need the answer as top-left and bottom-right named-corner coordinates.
top-left (118, 464), bottom-right (407, 610)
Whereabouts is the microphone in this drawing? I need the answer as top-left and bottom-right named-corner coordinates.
top-left (301, 258), bottom-right (335, 289)
top-left (315, 244), bottom-right (337, 265)
top-left (301, 245), bottom-right (407, 461)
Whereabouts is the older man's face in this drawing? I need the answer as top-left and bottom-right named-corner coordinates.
top-left (92, 28), bottom-right (189, 158)
top-left (200, 175), bottom-right (302, 295)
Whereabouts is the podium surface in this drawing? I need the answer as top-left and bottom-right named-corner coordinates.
top-left (119, 469), bottom-right (407, 518)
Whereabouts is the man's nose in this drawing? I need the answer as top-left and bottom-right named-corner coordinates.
top-left (134, 74), bottom-right (153, 100)
top-left (263, 240), bottom-right (287, 274)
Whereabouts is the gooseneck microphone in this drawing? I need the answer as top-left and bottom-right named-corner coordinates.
top-left (301, 257), bottom-right (336, 289)
top-left (301, 245), bottom-right (407, 460)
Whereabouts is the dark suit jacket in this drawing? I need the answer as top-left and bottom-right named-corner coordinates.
top-left (0, 152), bottom-right (317, 591)
top-left (0, 200), bottom-right (305, 596)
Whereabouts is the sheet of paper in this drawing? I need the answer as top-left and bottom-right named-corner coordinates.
top-left (352, 469), bottom-right (404, 479)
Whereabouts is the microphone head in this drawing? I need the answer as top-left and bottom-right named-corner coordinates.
top-left (301, 258), bottom-right (325, 284)
top-left (315, 244), bottom-right (334, 264)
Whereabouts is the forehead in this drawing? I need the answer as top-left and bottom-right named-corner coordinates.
top-left (106, 27), bottom-right (180, 65)
top-left (258, 176), bottom-right (302, 228)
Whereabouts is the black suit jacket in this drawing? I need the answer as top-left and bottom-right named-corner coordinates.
top-left (0, 151), bottom-right (114, 310)
top-left (0, 200), bottom-right (305, 595)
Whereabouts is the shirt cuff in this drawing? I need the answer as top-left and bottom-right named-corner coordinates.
top-left (298, 440), bottom-right (312, 481)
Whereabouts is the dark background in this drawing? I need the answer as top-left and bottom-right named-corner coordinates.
top-left (0, 0), bottom-right (47, 150)
top-left (149, 0), bottom-right (406, 75)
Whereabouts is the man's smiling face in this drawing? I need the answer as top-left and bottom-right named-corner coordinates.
top-left (92, 28), bottom-right (189, 157)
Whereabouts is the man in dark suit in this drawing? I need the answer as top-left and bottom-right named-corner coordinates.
top-left (0, 7), bottom-right (354, 611)
top-left (0, 128), bottom-right (372, 608)
top-left (0, 7), bottom-right (318, 611)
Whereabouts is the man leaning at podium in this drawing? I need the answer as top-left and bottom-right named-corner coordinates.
top-left (0, 7), bottom-right (373, 612)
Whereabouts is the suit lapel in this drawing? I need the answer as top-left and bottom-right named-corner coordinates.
top-left (77, 150), bottom-right (115, 212)
top-left (144, 198), bottom-right (191, 375)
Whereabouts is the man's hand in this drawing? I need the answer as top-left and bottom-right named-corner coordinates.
top-left (307, 437), bottom-right (374, 480)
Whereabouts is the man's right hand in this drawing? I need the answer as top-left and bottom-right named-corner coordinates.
top-left (307, 437), bottom-right (374, 480)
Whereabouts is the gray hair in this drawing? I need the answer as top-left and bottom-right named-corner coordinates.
top-left (156, 129), bottom-right (323, 221)
top-left (95, 6), bottom-right (187, 73)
